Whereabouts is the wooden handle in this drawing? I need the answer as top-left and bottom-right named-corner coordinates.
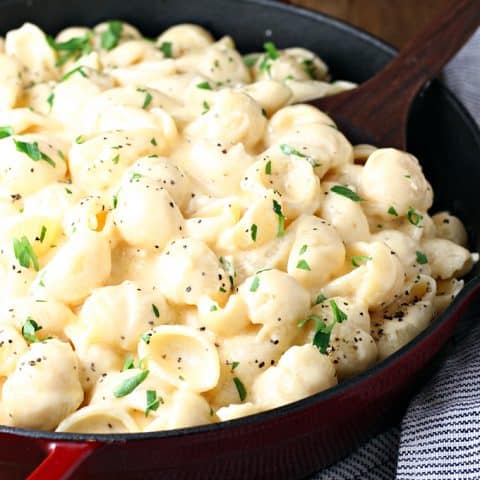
top-left (316, 0), bottom-right (480, 148)
top-left (370, 0), bottom-right (480, 104)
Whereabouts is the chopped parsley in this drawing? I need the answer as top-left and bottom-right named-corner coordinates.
top-left (387, 206), bottom-right (398, 216)
top-left (259, 41), bottom-right (280, 75)
top-left (39, 225), bottom-right (47, 243)
top-left (202, 101), bottom-right (210, 114)
top-left (250, 275), bottom-right (260, 292)
top-left (46, 33), bottom-right (92, 66)
top-left (196, 81), bottom-right (212, 90)
top-left (141, 333), bottom-right (152, 344)
top-left (75, 135), bottom-right (85, 144)
top-left (112, 154), bottom-right (120, 165)
top-left (22, 317), bottom-right (42, 343)
top-left (47, 92), bottom-right (55, 110)
top-left (265, 160), bottom-right (272, 175)
top-left (13, 236), bottom-right (39, 271)
top-left (14, 140), bottom-right (56, 167)
top-left (407, 207), bottom-right (423, 227)
top-left (136, 88), bottom-right (152, 109)
top-left (130, 172), bottom-right (142, 182)
top-left (302, 58), bottom-right (316, 79)
top-left (122, 354), bottom-right (135, 371)
top-left (330, 185), bottom-right (362, 202)
top-left (159, 41), bottom-right (173, 58)
top-left (101, 20), bottom-right (123, 51)
top-left (152, 304), bottom-right (160, 318)
top-left (243, 55), bottom-right (259, 68)
top-left (219, 256), bottom-right (235, 290)
top-left (113, 369), bottom-right (149, 398)
top-left (112, 193), bottom-right (118, 209)
top-left (65, 187), bottom-right (73, 194)
top-left (0, 126), bottom-right (13, 139)
top-left (296, 259), bottom-right (311, 271)
top-left (279, 143), bottom-right (319, 167)
top-left (351, 255), bottom-right (372, 267)
top-left (314, 294), bottom-right (327, 305)
top-left (145, 389), bottom-right (161, 416)
top-left (299, 244), bottom-right (308, 255)
top-left (272, 199), bottom-right (285, 237)
top-left (231, 361), bottom-right (240, 372)
top-left (60, 65), bottom-right (88, 81)
top-left (233, 377), bottom-right (247, 401)
top-left (313, 300), bottom-right (348, 354)
top-left (210, 304), bottom-right (218, 312)
top-left (150, 137), bottom-right (157, 146)
top-left (416, 251), bottom-right (428, 265)
top-left (251, 224), bottom-right (258, 242)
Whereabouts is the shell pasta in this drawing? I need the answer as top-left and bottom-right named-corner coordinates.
top-left (0, 21), bottom-right (476, 433)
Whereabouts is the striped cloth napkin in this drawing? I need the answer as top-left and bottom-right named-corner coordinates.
top-left (313, 27), bottom-right (480, 480)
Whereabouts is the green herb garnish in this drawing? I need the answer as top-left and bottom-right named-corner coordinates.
top-left (415, 251), bottom-right (428, 265)
top-left (14, 140), bottom-right (56, 167)
top-left (351, 255), bottom-right (372, 267)
top-left (152, 304), bottom-right (160, 318)
top-left (46, 33), bottom-right (92, 66)
top-left (159, 41), bottom-right (173, 58)
top-left (22, 317), bottom-right (42, 343)
top-left (101, 20), bottom-right (123, 51)
top-left (251, 224), bottom-right (258, 242)
top-left (330, 185), bottom-right (362, 202)
top-left (407, 207), bottom-right (423, 227)
top-left (387, 206), bottom-right (398, 216)
top-left (145, 389), bottom-right (161, 416)
top-left (272, 199), bottom-right (285, 237)
top-left (0, 126), bottom-right (13, 139)
top-left (250, 276), bottom-right (260, 292)
top-left (196, 81), bottom-right (212, 90)
top-left (113, 369), bottom-right (149, 398)
top-left (233, 377), bottom-right (247, 401)
top-left (13, 236), bottom-right (39, 271)
top-left (296, 259), bottom-right (311, 271)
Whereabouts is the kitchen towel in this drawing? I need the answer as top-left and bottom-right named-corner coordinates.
top-left (313, 27), bottom-right (480, 480)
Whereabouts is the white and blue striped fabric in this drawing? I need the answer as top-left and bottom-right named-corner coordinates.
top-left (313, 28), bottom-right (480, 480)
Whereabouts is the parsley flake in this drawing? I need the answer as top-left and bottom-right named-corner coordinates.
top-left (416, 251), bottom-right (428, 265)
top-left (113, 369), bottom-right (149, 398)
top-left (46, 33), bottom-right (92, 67)
top-left (272, 199), bottom-right (285, 237)
top-left (122, 354), bottom-right (135, 371)
top-left (251, 224), bottom-right (258, 242)
top-left (265, 160), bottom-right (272, 175)
top-left (150, 137), bottom-right (157, 146)
top-left (388, 206), bottom-right (398, 216)
top-left (315, 294), bottom-right (327, 305)
top-left (250, 276), bottom-right (260, 292)
top-left (39, 225), bottom-right (47, 243)
top-left (407, 207), bottom-right (423, 227)
top-left (280, 143), bottom-right (319, 167)
top-left (152, 304), bottom-right (160, 318)
top-left (233, 377), bottom-right (247, 401)
top-left (159, 41), bottom-right (173, 58)
top-left (136, 88), bottom-right (152, 109)
top-left (231, 361), bottom-right (240, 372)
top-left (0, 126), bottom-right (13, 139)
top-left (145, 389), bottom-right (161, 416)
top-left (299, 244), bottom-right (308, 255)
top-left (351, 255), bottom-right (372, 267)
top-left (47, 92), bottom-right (55, 110)
top-left (101, 20), bottom-right (123, 51)
top-left (13, 236), bottom-right (39, 271)
top-left (196, 81), bottom-right (212, 90)
top-left (22, 317), bottom-right (42, 343)
top-left (330, 185), bottom-right (362, 202)
top-left (14, 140), bottom-right (56, 167)
top-left (302, 58), bottom-right (316, 79)
top-left (296, 259), bottom-right (311, 271)
top-left (60, 66), bottom-right (88, 81)
top-left (202, 100), bottom-right (210, 114)
top-left (243, 55), bottom-right (259, 68)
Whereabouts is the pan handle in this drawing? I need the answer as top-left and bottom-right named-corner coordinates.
top-left (27, 441), bottom-right (99, 480)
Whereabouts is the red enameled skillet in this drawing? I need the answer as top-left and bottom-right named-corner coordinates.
top-left (0, 0), bottom-right (479, 478)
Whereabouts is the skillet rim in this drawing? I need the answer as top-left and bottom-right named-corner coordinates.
top-left (0, 0), bottom-right (478, 443)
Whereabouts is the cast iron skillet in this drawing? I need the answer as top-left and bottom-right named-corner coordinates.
top-left (0, 0), bottom-right (479, 478)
